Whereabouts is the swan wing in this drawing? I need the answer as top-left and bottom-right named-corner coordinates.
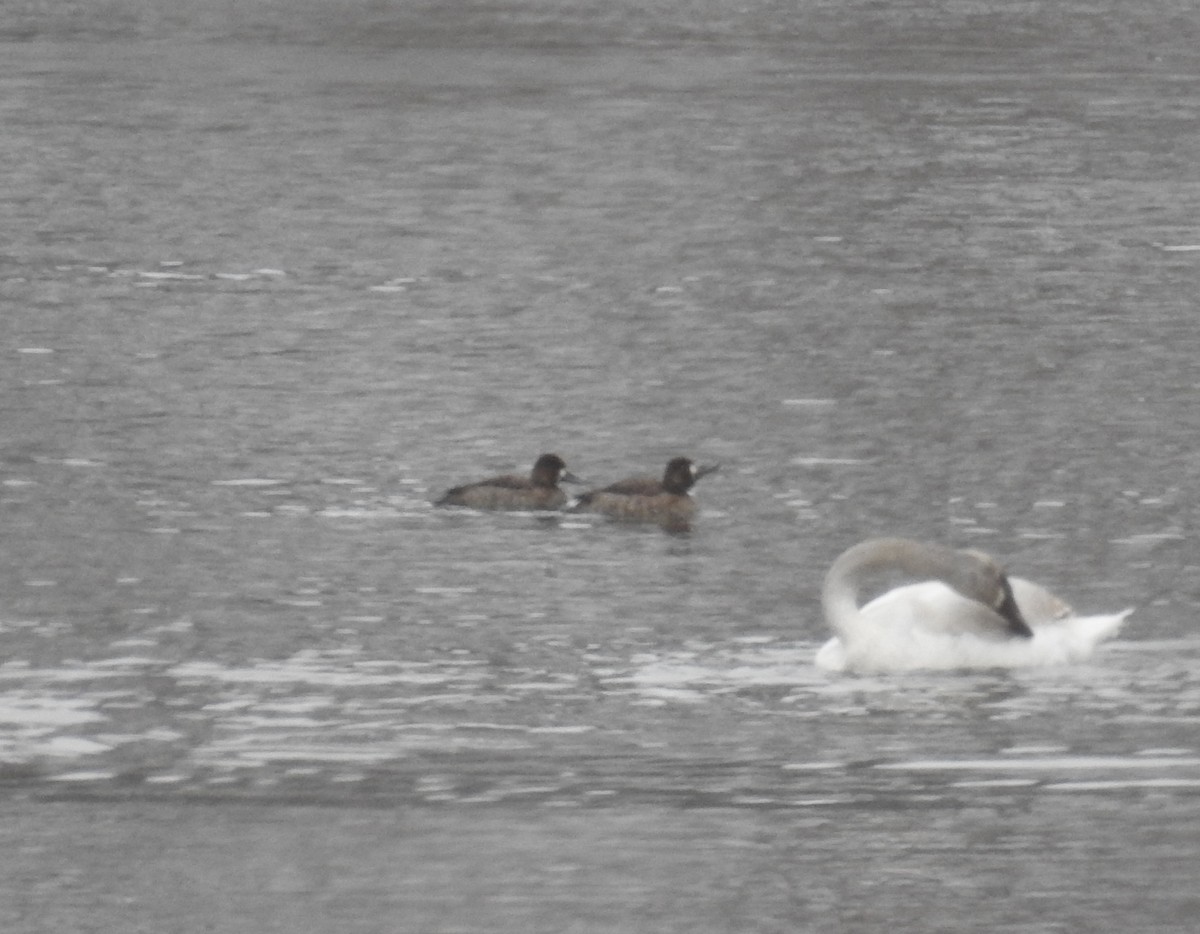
top-left (1009, 576), bottom-right (1072, 625)
top-left (1059, 609), bottom-right (1131, 645)
top-left (860, 581), bottom-right (1017, 640)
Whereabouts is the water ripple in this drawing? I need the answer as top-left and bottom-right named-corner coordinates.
top-left (0, 633), bottom-right (1194, 807)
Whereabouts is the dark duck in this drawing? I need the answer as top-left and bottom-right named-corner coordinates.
top-left (571, 457), bottom-right (718, 531)
top-left (435, 453), bottom-right (581, 511)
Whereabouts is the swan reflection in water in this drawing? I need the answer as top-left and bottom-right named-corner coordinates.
top-left (817, 538), bottom-right (1131, 673)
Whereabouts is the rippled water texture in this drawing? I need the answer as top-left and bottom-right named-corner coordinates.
top-left (3, 1), bottom-right (1200, 931)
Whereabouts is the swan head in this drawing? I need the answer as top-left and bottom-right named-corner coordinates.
top-left (958, 549), bottom-right (1033, 638)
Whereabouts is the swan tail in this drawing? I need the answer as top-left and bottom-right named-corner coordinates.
top-left (1030, 609), bottom-right (1131, 665)
top-left (1067, 609), bottom-right (1132, 646)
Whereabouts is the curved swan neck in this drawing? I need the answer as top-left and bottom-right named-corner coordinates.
top-left (822, 539), bottom-right (957, 625)
top-left (821, 538), bottom-right (1031, 638)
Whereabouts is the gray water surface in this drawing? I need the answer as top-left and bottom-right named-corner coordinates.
top-left (2, 2), bottom-right (1200, 931)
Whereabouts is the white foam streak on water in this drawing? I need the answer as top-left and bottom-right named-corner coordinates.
top-left (168, 659), bottom-right (482, 688)
top-left (1, 733), bottom-right (113, 762)
top-left (0, 696), bottom-right (107, 726)
top-left (623, 645), bottom-right (822, 690)
top-left (791, 457), bottom-right (869, 467)
top-left (952, 778), bottom-right (1040, 788)
top-left (0, 662), bottom-right (163, 682)
top-left (40, 736), bottom-right (113, 756)
top-left (1046, 779), bottom-right (1200, 791)
top-left (877, 756), bottom-right (1200, 771)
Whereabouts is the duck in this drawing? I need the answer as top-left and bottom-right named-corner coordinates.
top-left (570, 457), bottom-right (718, 531)
top-left (435, 453), bottom-right (582, 511)
top-left (816, 538), bottom-right (1130, 673)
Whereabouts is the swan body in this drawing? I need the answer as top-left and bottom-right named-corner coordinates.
top-left (817, 538), bottom-right (1130, 673)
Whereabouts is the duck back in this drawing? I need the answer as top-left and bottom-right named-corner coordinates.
top-left (438, 478), bottom-right (567, 511)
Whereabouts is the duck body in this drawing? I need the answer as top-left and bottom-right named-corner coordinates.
top-left (817, 538), bottom-right (1130, 673)
top-left (571, 457), bottom-right (717, 530)
top-left (435, 453), bottom-right (579, 511)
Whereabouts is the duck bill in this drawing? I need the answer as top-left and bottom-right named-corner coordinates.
top-left (693, 463), bottom-right (720, 481)
top-left (996, 579), bottom-right (1034, 638)
top-left (560, 470), bottom-right (587, 486)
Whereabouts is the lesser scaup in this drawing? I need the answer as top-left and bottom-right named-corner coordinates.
top-left (435, 453), bottom-right (581, 511)
top-left (571, 457), bottom-right (718, 531)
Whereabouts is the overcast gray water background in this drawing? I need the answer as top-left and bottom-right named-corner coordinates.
top-left (2, 2), bottom-right (1200, 931)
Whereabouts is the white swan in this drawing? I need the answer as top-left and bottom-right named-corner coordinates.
top-left (816, 538), bottom-right (1130, 673)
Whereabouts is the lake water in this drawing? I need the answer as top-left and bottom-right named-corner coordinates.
top-left (2, 1), bottom-right (1199, 931)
